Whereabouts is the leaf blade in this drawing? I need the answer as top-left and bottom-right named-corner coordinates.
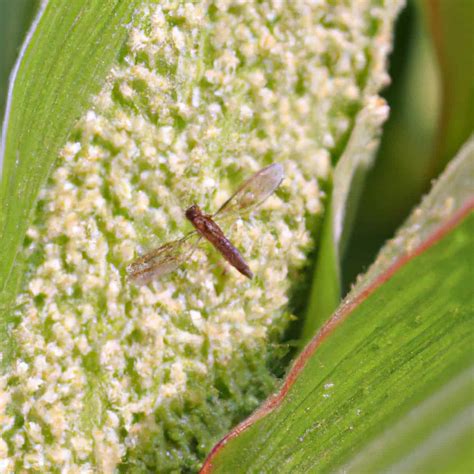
top-left (303, 99), bottom-right (389, 341)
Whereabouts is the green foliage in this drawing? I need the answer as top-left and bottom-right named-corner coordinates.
top-left (303, 101), bottom-right (387, 341)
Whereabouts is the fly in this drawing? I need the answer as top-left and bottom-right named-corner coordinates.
top-left (127, 163), bottom-right (284, 284)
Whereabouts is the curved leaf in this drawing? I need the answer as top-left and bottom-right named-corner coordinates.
top-left (302, 98), bottom-right (389, 342)
top-left (201, 138), bottom-right (474, 472)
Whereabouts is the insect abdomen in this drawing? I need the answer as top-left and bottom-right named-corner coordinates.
top-left (186, 205), bottom-right (253, 279)
top-left (210, 231), bottom-right (253, 279)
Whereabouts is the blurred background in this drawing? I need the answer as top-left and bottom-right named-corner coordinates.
top-left (0, 0), bottom-right (40, 118)
top-left (1, 0), bottom-right (473, 294)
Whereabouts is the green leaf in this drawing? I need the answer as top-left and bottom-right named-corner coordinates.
top-left (0, 0), bottom-right (139, 352)
top-left (201, 138), bottom-right (474, 473)
top-left (302, 98), bottom-right (389, 342)
top-left (342, 368), bottom-right (474, 473)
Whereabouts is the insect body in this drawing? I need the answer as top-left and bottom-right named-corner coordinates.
top-left (127, 163), bottom-right (284, 284)
top-left (185, 204), bottom-right (253, 279)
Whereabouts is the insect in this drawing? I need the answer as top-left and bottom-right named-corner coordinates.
top-left (127, 163), bottom-right (284, 284)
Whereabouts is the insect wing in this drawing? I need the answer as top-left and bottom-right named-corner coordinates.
top-left (214, 163), bottom-right (284, 218)
top-left (127, 233), bottom-right (199, 284)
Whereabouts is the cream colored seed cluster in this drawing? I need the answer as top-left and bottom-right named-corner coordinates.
top-left (1, 1), bottom-right (402, 471)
